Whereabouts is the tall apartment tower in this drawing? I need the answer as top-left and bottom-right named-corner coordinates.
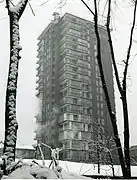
top-left (36, 12), bottom-right (115, 162)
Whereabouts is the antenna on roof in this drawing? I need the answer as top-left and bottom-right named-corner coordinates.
top-left (53, 12), bottom-right (60, 24)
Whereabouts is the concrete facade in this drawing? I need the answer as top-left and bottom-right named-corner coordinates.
top-left (36, 12), bottom-right (115, 163)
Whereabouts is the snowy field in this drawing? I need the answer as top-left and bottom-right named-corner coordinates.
top-left (0, 158), bottom-right (136, 177)
top-left (10, 159), bottom-right (137, 177)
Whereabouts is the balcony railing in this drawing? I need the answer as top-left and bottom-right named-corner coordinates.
top-left (59, 113), bottom-right (91, 124)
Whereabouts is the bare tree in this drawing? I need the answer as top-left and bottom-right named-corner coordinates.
top-left (3, 0), bottom-right (28, 168)
top-left (106, 0), bottom-right (137, 177)
top-left (93, 0), bottom-right (126, 176)
top-left (80, 0), bottom-right (137, 177)
top-left (89, 123), bottom-right (115, 177)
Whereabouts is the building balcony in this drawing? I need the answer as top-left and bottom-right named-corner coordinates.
top-left (67, 31), bottom-right (88, 41)
top-left (59, 130), bottom-right (81, 141)
top-left (60, 48), bottom-right (89, 60)
top-left (81, 132), bottom-right (91, 141)
top-left (59, 121), bottom-right (91, 132)
top-left (60, 51), bottom-right (90, 65)
top-left (59, 113), bottom-right (91, 124)
top-left (60, 58), bottom-right (77, 69)
top-left (59, 73), bottom-right (90, 84)
top-left (59, 131), bottom-right (90, 148)
top-left (60, 97), bottom-right (91, 107)
top-left (60, 139), bottom-right (89, 151)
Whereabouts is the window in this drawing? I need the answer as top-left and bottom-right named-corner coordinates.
top-left (64, 106), bottom-right (67, 112)
top-left (90, 125), bottom-right (93, 132)
top-left (85, 124), bottom-right (88, 131)
top-left (100, 88), bottom-right (103, 94)
top-left (72, 122), bottom-right (81, 130)
top-left (63, 141), bottom-right (70, 149)
top-left (66, 113), bottom-right (70, 119)
top-left (74, 132), bottom-right (79, 139)
top-left (64, 122), bottom-right (69, 129)
top-left (73, 114), bottom-right (78, 121)
top-left (94, 44), bottom-right (97, 51)
top-left (60, 124), bottom-right (63, 131)
top-left (95, 57), bottom-right (98, 64)
top-left (100, 95), bottom-right (103, 101)
top-left (101, 110), bottom-right (104, 117)
top-left (73, 98), bottom-right (78, 104)
top-left (102, 118), bottom-right (105, 125)
top-left (101, 103), bottom-right (103, 109)
top-left (97, 110), bottom-right (100, 116)
top-left (73, 67), bottom-right (77, 71)
top-left (87, 108), bottom-right (91, 114)
top-left (85, 84), bottom-right (89, 90)
top-left (63, 90), bottom-right (68, 96)
top-left (72, 44), bottom-right (77, 49)
top-left (83, 108), bottom-right (87, 114)
top-left (86, 92), bottom-right (90, 98)
top-left (72, 74), bottom-right (77, 79)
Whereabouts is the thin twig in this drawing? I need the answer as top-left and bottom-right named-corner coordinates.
top-left (32, 160), bottom-right (43, 167)
top-left (57, 0), bottom-right (67, 8)
top-left (40, 0), bottom-right (51, 6)
top-left (0, 17), bottom-right (7, 20)
top-left (106, 0), bottom-right (122, 96)
top-left (28, 2), bottom-right (35, 16)
top-left (80, 0), bottom-right (95, 16)
top-left (9, 0), bottom-right (15, 7)
top-left (123, 0), bottom-right (137, 90)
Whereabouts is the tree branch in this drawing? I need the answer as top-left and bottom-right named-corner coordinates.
top-left (80, 0), bottom-right (95, 16)
top-left (28, 1), bottom-right (35, 16)
top-left (93, 0), bottom-right (126, 176)
top-left (17, 0), bottom-right (28, 19)
top-left (6, 0), bottom-right (28, 19)
top-left (106, 0), bottom-right (123, 96)
top-left (123, 0), bottom-right (137, 91)
top-left (5, 0), bottom-right (10, 13)
top-left (9, 0), bottom-right (15, 7)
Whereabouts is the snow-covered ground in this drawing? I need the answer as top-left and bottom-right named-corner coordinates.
top-left (17, 159), bottom-right (137, 177)
top-left (0, 158), bottom-right (136, 177)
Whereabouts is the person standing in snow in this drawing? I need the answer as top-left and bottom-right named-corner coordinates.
top-left (55, 148), bottom-right (62, 160)
top-left (49, 147), bottom-right (62, 169)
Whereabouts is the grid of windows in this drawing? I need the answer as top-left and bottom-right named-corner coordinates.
top-left (36, 13), bottom-right (115, 162)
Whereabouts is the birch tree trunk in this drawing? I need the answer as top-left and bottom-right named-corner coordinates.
top-left (3, 0), bottom-right (28, 166)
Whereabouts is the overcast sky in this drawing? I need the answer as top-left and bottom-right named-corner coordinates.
top-left (0, 0), bottom-right (137, 147)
